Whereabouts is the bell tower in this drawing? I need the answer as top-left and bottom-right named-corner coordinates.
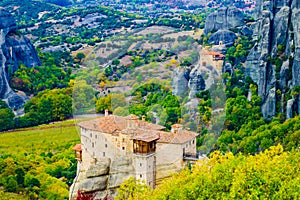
top-left (132, 133), bottom-right (159, 189)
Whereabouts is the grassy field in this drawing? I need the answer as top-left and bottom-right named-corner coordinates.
top-left (0, 119), bottom-right (81, 199)
top-left (0, 120), bottom-right (80, 155)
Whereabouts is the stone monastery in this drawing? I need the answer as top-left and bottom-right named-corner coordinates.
top-left (70, 110), bottom-right (198, 198)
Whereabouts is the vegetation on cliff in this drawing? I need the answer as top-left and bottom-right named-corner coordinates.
top-left (117, 145), bottom-right (300, 199)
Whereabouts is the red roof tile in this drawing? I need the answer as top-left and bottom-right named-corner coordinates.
top-left (201, 50), bottom-right (225, 57)
top-left (73, 144), bottom-right (82, 151)
top-left (78, 115), bottom-right (198, 144)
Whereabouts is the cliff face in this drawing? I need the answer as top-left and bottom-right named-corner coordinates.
top-left (246, 0), bottom-right (300, 119)
top-left (172, 52), bottom-right (224, 99)
top-left (204, 7), bottom-right (245, 34)
top-left (0, 9), bottom-right (41, 110)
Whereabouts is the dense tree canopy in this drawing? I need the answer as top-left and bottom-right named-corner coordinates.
top-left (117, 145), bottom-right (300, 200)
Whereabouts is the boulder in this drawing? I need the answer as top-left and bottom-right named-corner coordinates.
top-left (208, 30), bottom-right (237, 46)
top-left (86, 158), bottom-right (110, 178)
top-left (80, 176), bottom-right (108, 192)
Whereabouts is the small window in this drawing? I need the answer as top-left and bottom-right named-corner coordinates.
top-left (92, 143), bottom-right (94, 148)
top-left (103, 152), bottom-right (105, 157)
top-left (115, 138), bottom-right (117, 141)
top-left (90, 133), bottom-right (92, 137)
top-left (105, 144), bottom-right (108, 148)
top-left (122, 147), bottom-right (125, 150)
top-left (140, 163), bottom-right (142, 167)
top-left (193, 140), bottom-right (195, 144)
top-left (122, 138), bottom-right (125, 142)
top-left (140, 174), bottom-right (142, 178)
top-left (95, 135), bottom-right (97, 139)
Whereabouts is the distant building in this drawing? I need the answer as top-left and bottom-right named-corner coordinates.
top-left (73, 111), bottom-right (198, 190)
top-left (200, 50), bottom-right (225, 75)
top-left (201, 50), bottom-right (225, 61)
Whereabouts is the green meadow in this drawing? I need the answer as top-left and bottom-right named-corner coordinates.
top-left (0, 119), bottom-right (81, 199)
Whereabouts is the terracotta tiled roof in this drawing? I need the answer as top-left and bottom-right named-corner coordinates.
top-left (158, 130), bottom-right (198, 144)
top-left (78, 115), bottom-right (198, 144)
top-left (132, 132), bottom-right (160, 142)
top-left (73, 144), bottom-right (82, 151)
top-left (78, 115), bottom-right (164, 133)
top-left (78, 116), bottom-right (121, 133)
top-left (201, 50), bottom-right (225, 57)
top-left (139, 121), bottom-right (165, 130)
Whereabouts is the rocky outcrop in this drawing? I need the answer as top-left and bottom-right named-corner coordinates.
top-left (172, 48), bottom-right (226, 99)
top-left (208, 30), bottom-right (237, 46)
top-left (204, 7), bottom-right (245, 34)
top-left (70, 157), bottom-right (134, 200)
top-left (261, 87), bottom-right (276, 118)
top-left (286, 99), bottom-right (295, 119)
top-left (86, 159), bottom-right (110, 178)
top-left (291, 1), bottom-right (300, 86)
top-left (245, 0), bottom-right (300, 119)
top-left (240, 26), bottom-right (253, 36)
top-left (222, 62), bottom-right (234, 76)
top-left (80, 176), bottom-right (108, 193)
top-left (172, 68), bottom-right (190, 97)
top-left (188, 67), bottom-right (206, 98)
top-left (0, 9), bottom-right (41, 110)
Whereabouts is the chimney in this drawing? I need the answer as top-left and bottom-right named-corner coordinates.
top-left (171, 124), bottom-right (182, 134)
top-left (142, 116), bottom-right (146, 121)
top-left (105, 109), bottom-right (109, 117)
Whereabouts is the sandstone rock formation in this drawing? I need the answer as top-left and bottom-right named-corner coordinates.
top-left (208, 30), bottom-right (237, 46)
top-left (204, 7), bottom-right (245, 34)
top-left (286, 99), bottom-right (295, 119)
top-left (172, 67), bottom-right (190, 97)
top-left (0, 9), bottom-right (41, 110)
top-left (172, 51), bottom-right (224, 99)
top-left (245, 0), bottom-right (300, 119)
top-left (69, 157), bottom-right (134, 200)
top-left (188, 67), bottom-right (206, 99)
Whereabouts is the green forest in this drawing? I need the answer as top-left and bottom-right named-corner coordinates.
top-left (116, 145), bottom-right (300, 200)
top-left (0, 120), bottom-right (79, 199)
top-left (0, 0), bottom-right (299, 199)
